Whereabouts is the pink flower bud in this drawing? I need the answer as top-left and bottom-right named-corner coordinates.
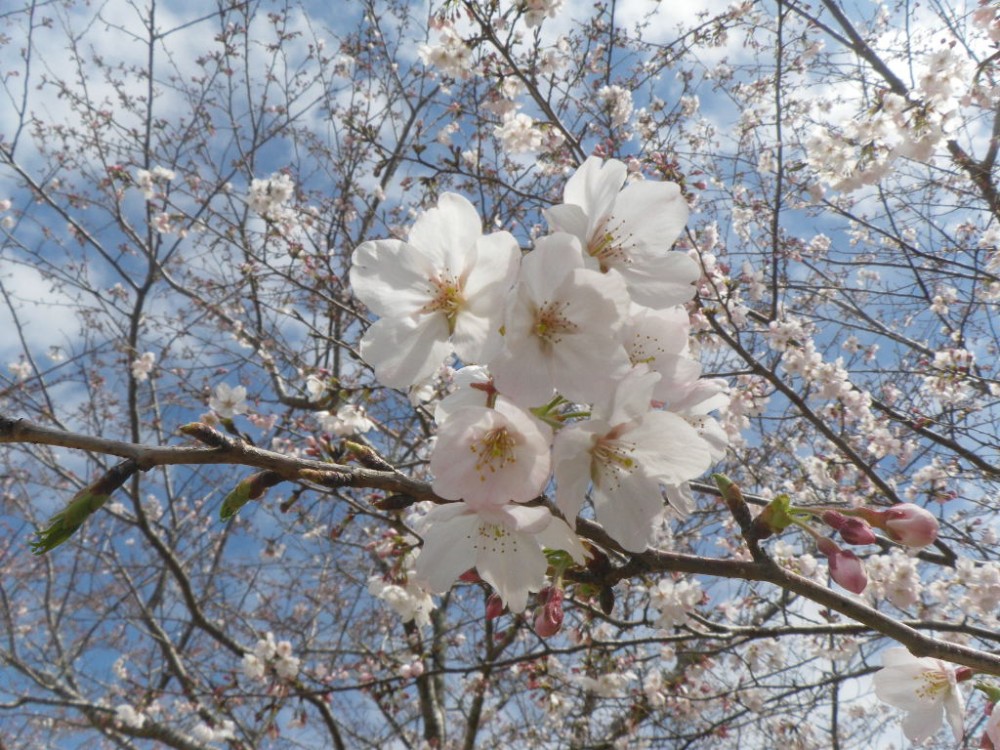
top-left (882, 504), bottom-right (939, 548)
top-left (533, 587), bottom-right (564, 638)
top-left (459, 569), bottom-right (482, 584)
top-left (823, 511), bottom-right (878, 545)
top-left (485, 593), bottom-right (504, 620)
top-left (816, 537), bottom-right (868, 594)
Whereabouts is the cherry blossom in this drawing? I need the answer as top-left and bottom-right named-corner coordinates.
top-left (873, 647), bottom-right (965, 744)
top-left (209, 383), bottom-right (248, 418)
top-left (350, 193), bottom-right (520, 389)
top-left (318, 403), bottom-right (375, 436)
top-left (489, 232), bottom-right (631, 406)
top-left (414, 501), bottom-right (585, 613)
top-left (430, 400), bottom-right (552, 507)
top-left (130, 352), bottom-right (156, 382)
top-left (544, 156), bottom-right (700, 309)
top-left (552, 369), bottom-right (713, 552)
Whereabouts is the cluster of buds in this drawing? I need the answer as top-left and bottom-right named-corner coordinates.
top-left (483, 585), bottom-right (567, 639)
top-left (747, 482), bottom-right (940, 595)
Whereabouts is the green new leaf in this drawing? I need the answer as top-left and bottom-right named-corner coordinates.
top-left (220, 479), bottom-right (254, 521)
top-left (756, 493), bottom-right (795, 533)
top-left (220, 471), bottom-right (284, 521)
top-left (31, 459), bottom-right (138, 555)
top-left (31, 489), bottom-right (109, 554)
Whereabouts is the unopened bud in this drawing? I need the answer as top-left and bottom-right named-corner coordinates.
top-left (533, 587), bottom-right (564, 638)
top-left (485, 593), bottom-right (504, 620)
top-left (816, 537), bottom-right (868, 594)
top-left (822, 511), bottom-right (877, 545)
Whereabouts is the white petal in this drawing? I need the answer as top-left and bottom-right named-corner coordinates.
top-left (629, 411), bottom-right (712, 485)
top-left (360, 316), bottom-right (452, 389)
top-left (488, 503), bottom-right (552, 534)
top-left (593, 473), bottom-right (664, 552)
top-left (406, 193), bottom-right (483, 270)
top-left (942, 687), bottom-right (965, 742)
top-left (349, 239), bottom-right (438, 316)
top-left (900, 707), bottom-right (944, 744)
top-left (475, 526), bottom-right (547, 613)
top-left (414, 509), bottom-right (480, 594)
top-left (536, 516), bottom-right (588, 564)
top-left (553, 424), bottom-right (602, 520)
top-left (543, 203), bottom-right (589, 242)
top-left (562, 156), bottom-right (627, 230)
top-left (612, 179), bottom-right (688, 252)
top-left (620, 251), bottom-right (701, 309)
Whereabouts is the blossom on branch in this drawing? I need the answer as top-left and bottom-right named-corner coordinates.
top-left (430, 400), bottom-right (552, 506)
top-left (544, 156), bottom-right (699, 309)
top-left (873, 647), bottom-right (965, 744)
top-left (414, 501), bottom-right (585, 613)
top-left (350, 193), bottom-right (519, 389)
top-left (552, 369), bottom-right (712, 552)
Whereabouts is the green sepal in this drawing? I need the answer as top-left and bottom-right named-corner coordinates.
top-left (544, 548), bottom-right (575, 572)
top-left (974, 681), bottom-right (1000, 703)
top-left (756, 493), bottom-right (796, 534)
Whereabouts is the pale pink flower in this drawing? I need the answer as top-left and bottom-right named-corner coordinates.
top-left (621, 305), bottom-right (701, 405)
top-left (209, 383), bottom-right (248, 418)
top-left (489, 232), bottom-right (631, 406)
top-left (350, 193), bottom-right (519, 389)
top-left (873, 647), bottom-right (964, 744)
top-left (494, 112), bottom-right (544, 154)
top-left (318, 403), bottom-right (374, 436)
top-left (430, 401), bottom-right (552, 507)
top-left (552, 369), bottom-right (712, 552)
top-left (985, 703), bottom-right (1000, 750)
top-left (130, 352), bottom-right (156, 382)
top-left (544, 156), bottom-right (699, 309)
top-left (414, 501), bottom-right (585, 613)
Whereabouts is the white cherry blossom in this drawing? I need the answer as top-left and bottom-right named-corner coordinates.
top-left (414, 500), bottom-right (585, 613)
top-left (430, 400), bottom-right (552, 507)
top-left (552, 369), bottom-right (713, 552)
top-left (489, 232), bottom-right (631, 406)
top-left (873, 647), bottom-right (965, 744)
top-left (544, 156), bottom-right (700, 309)
top-left (350, 193), bottom-right (519, 389)
top-left (209, 383), bottom-right (248, 418)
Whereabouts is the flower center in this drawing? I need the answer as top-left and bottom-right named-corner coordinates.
top-left (587, 215), bottom-right (632, 272)
top-left (533, 299), bottom-right (577, 345)
top-left (470, 426), bottom-right (518, 482)
top-left (471, 522), bottom-right (520, 555)
top-left (591, 432), bottom-right (637, 491)
top-left (421, 273), bottom-right (465, 333)
top-left (915, 669), bottom-right (950, 701)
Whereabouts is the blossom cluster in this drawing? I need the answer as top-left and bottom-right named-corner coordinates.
top-left (241, 631), bottom-right (300, 682)
top-left (349, 156), bottom-right (728, 614)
